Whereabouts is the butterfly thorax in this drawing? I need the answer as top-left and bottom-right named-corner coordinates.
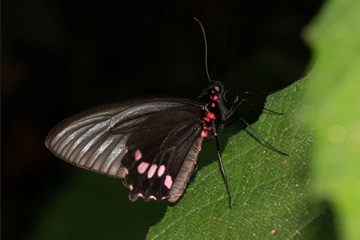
top-left (197, 80), bottom-right (229, 140)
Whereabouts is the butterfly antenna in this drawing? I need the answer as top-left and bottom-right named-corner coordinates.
top-left (210, 26), bottom-right (227, 79)
top-left (215, 135), bottom-right (232, 209)
top-left (194, 17), bottom-right (211, 82)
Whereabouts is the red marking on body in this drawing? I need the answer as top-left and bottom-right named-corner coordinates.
top-left (164, 175), bottom-right (173, 189)
top-left (147, 164), bottom-right (157, 178)
top-left (211, 103), bottom-right (215, 108)
top-left (203, 116), bottom-right (210, 122)
top-left (210, 95), bottom-right (218, 101)
top-left (135, 149), bottom-right (142, 161)
top-left (207, 112), bottom-right (216, 119)
top-left (201, 130), bottom-right (208, 138)
top-left (203, 126), bottom-right (211, 131)
top-left (211, 90), bottom-right (215, 94)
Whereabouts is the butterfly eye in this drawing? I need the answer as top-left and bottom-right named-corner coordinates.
top-left (214, 85), bottom-right (221, 93)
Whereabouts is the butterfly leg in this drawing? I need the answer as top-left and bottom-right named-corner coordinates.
top-left (225, 117), bottom-right (288, 156)
top-left (214, 134), bottom-right (232, 209)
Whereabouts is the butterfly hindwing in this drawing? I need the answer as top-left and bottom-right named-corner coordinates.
top-left (120, 106), bottom-right (203, 201)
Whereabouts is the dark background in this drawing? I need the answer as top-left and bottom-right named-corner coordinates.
top-left (2, 0), bottom-right (323, 239)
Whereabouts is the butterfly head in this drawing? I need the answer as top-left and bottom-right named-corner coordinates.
top-left (198, 80), bottom-right (236, 121)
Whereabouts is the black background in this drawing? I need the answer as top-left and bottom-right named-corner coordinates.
top-left (2, 0), bottom-right (323, 239)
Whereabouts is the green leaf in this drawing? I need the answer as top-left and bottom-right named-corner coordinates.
top-left (148, 77), bottom-right (330, 239)
top-left (304, 0), bottom-right (360, 239)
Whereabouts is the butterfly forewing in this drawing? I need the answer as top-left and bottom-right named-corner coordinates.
top-left (45, 98), bottom-right (204, 201)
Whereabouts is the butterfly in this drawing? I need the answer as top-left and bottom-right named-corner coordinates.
top-left (45, 18), bottom-right (284, 205)
top-left (45, 80), bottom-right (236, 202)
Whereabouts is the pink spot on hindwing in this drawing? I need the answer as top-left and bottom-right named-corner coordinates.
top-left (164, 175), bottom-right (173, 189)
top-left (137, 162), bottom-right (149, 174)
top-left (157, 165), bottom-right (165, 177)
top-left (147, 164), bottom-right (157, 178)
top-left (135, 150), bottom-right (142, 161)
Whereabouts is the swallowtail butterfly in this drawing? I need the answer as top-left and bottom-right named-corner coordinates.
top-left (45, 18), bottom-right (284, 205)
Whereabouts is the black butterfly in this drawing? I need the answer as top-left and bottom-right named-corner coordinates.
top-left (45, 18), bottom-right (284, 205)
top-left (46, 80), bottom-right (236, 202)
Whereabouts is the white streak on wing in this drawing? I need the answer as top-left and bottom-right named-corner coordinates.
top-left (101, 135), bottom-right (129, 175)
top-left (109, 102), bottom-right (181, 128)
top-left (86, 135), bottom-right (117, 170)
top-left (76, 130), bottom-right (108, 165)
top-left (55, 125), bottom-right (91, 156)
top-left (51, 116), bottom-right (105, 150)
top-left (66, 120), bottom-right (109, 161)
